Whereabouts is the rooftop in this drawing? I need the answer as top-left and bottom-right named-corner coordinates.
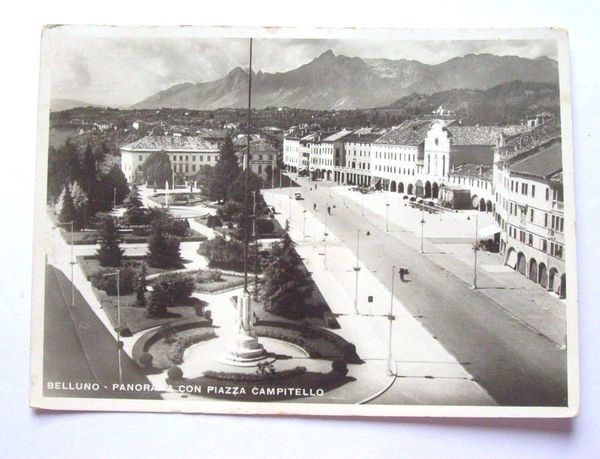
top-left (323, 129), bottom-right (353, 142)
top-left (508, 140), bottom-right (563, 180)
top-left (374, 120), bottom-right (435, 146)
top-left (447, 125), bottom-right (527, 146)
top-left (450, 163), bottom-right (493, 181)
top-left (121, 135), bottom-right (219, 152)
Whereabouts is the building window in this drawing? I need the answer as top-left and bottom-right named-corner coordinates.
top-left (541, 239), bottom-right (547, 252)
top-left (192, 164), bottom-right (196, 172)
top-left (199, 156), bottom-right (203, 162)
top-left (139, 155), bottom-right (143, 161)
top-left (545, 188), bottom-right (550, 200)
top-left (528, 234), bottom-right (533, 246)
top-left (544, 213), bottom-right (548, 227)
top-left (532, 185), bottom-right (536, 197)
top-left (530, 209), bottom-right (534, 222)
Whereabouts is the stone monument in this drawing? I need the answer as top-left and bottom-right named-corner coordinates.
top-left (219, 292), bottom-right (271, 366)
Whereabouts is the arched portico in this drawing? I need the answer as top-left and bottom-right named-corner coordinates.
top-left (529, 258), bottom-right (538, 283)
top-left (538, 263), bottom-right (548, 288)
top-left (516, 252), bottom-right (527, 276)
top-left (398, 182), bottom-right (404, 193)
top-left (432, 182), bottom-right (439, 198)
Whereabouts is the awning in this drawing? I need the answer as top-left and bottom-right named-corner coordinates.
top-left (478, 223), bottom-right (501, 238)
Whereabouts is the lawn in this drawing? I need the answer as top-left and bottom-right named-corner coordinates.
top-left (78, 255), bottom-right (202, 334)
top-left (147, 192), bottom-right (206, 207)
top-left (194, 273), bottom-right (245, 293)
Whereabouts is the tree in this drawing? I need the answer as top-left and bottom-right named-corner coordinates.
top-left (195, 164), bottom-right (214, 196)
top-left (261, 230), bottom-right (312, 317)
top-left (57, 184), bottom-right (84, 230)
top-left (81, 143), bottom-right (97, 196)
top-left (146, 281), bottom-right (168, 318)
top-left (135, 263), bottom-right (147, 307)
top-left (68, 181), bottom-right (89, 225)
top-left (146, 218), bottom-right (182, 268)
top-left (207, 135), bottom-right (240, 202)
top-left (143, 151), bottom-right (172, 189)
top-left (227, 170), bottom-right (262, 204)
top-left (123, 185), bottom-right (147, 226)
top-left (96, 215), bottom-right (124, 267)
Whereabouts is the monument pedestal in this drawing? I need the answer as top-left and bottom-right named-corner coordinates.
top-left (218, 293), bottom-right (273, 367)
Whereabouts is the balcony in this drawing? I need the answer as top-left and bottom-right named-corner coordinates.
top-left (552, 201), bottom-right (564, 211)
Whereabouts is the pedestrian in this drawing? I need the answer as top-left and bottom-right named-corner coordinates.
top-left (332, 204), bottom-right (336, 209)
top-left (327, 206), bottom-right (331, 215)
top-left (313, 203), bottom-right (317, 211)
top-left (315, 184), bottom-right (318, 189)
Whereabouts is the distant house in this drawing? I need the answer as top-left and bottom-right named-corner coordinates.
top-left (120, 135), bottom-right (220, 184)
top-left (235, 139), bottom-right (279, 181)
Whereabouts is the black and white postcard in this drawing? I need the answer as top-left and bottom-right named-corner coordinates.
top-left (30, 25), bottom-right (578, 417)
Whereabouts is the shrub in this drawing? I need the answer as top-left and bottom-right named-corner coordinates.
top-left (158, 324), bottom-right (177, 344)
top-left (138, 352), bottom-right (153, 369)
top-left (152, 272), bottom-right (195, 306)
top-left (131, 225), bottom-right (151, 236)
top-left (195, 269), bottom-right (222, 283)
top-left (194, 303), bottom-right (204, 317)
top-left (203, 366), bottom-right (306, 382)
top-left (90, 267), bottom-right (136, 295)
top-left (332, 359), bottom-right (347, 375)
top-left (203, 310), bottom-right (212, 320)
top-left (167, 330), bottom-right (217, 364)
top-left (146, 282), bottom-right (168, 318)
top-left (343, 343), bottom-right (357, 361)
top-left (206, 214), bottom-right (222, 228)
top-left (167, 366), bottom-right (183, 381)
top-left (116, 325), bottom-right (132, 337)
top-left (256, 218), bottom-right (275, 235)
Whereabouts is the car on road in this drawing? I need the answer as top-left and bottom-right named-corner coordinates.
top-left (409, 196), bottom-right (417, 202)
top-left (294, 192), bottom-right (304, 200)
top-left (427, 201), bottom-right (435, 207)
top-left (402, 195), bottom-right (410, 200)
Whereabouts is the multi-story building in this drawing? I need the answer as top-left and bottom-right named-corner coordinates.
top-left (120, 135), bottom-right (220, 184)
top-left (493, 119), bottom-right (566, 297)
top-left (309, 130), bottom-right (352, 181)
top-left (447, 164), bottom-right (494, 211)
top-left (236, 139), bottom-right (279, 182)
top-left (337, 132), bottom-right (379, 186)
top-left (283, 133), bottom-right (302, 172)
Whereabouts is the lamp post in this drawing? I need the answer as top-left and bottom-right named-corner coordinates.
top-left (103, 270), bottom-right (122, 385)
top-left (361, 190), bottom-right (365, 217)
top-left (385, 191), bottom-right (390, 233)
top-left (472, 213), bottom-right (479, 290)
top-left (387, 264), bottom-right (396, 376)
top-left (302, 209), bottom-right (307, 241)
top-left (323, 202), bottom-right (329, 270)
top-left (55, 221), bottom-right (75, 307)
top-left (251, 191), bottom-right (259, 298)
top-left (420, 205), bottom-right (426, 254)
top-left (165, 180), bottom-right (169, 208)
top-left (113, 187), bottom-right (116, 210)
top-left (353, 229), bottom-right (361, 314)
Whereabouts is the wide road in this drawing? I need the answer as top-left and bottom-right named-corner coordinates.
top-left (279, 178), bottom-right (567, 407)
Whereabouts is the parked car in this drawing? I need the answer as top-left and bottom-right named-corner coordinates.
top-left (294, 192), bottom-right (304, 200)
top-left (427, 201), bottom-right (435, 207)
top-left (409, 196), bottom-right (417, 202)
top-left (402, 195), bottom-right (410, 200)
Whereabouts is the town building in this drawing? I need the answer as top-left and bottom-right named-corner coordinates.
top-left (493, 118), bottom-right (566, 297)
top-left (235, 139), bottom-right (279, 182)
top-left (309, 129), bottom-right (352, 181)
top-left (120, 135), bottom-right (220, 184)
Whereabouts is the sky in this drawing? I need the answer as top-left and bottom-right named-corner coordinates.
top-left (48, 36), bottom-right (558, 107)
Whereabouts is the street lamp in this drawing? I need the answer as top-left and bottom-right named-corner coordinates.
top-left (302, 209), bottom-right (307, 241)
top-left (251, 191), bottom-right (259, 298)
top-left (54, 221), bottom-right (75, 307)
top-left (103, 270), bottom-right (122, 385)
top-left (361, 191), bottom-right (365, 217)
top-left (387, 264), bottom-right (397, 376)
top-left (472, 213), bottom-right (479, 290)
top-left (385, 195), bottom-right (390, 233)
top-left (113, 187), bottom-right (117, 210)
top-left (353, 229), bottom-right (361, 315)
top-left (420, 205), bottom-right (426, 254)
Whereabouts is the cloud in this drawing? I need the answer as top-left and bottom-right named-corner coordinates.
top-left (48, 34), bottom-right (558, 107)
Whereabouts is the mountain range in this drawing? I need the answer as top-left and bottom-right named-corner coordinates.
top-left (50, 98), bottom-right (106, 112)
top-left (132, 50), bottom-right (559, 111)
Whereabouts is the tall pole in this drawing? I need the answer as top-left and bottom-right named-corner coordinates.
top-left (243, 37), bottom-right (253, 294)
top-left (388, 264), bottom-right (395, 376)
top-left (252, 190), bottom-right (258, 298)
top-left (113, 187), bottom-right (116, 209)
top-left (116, 269), bottom-right (122, 384)
top-left (420, 205), bottom-right (425, 254)
top-left (361, 191), bottom-right (365, 217)
top-left (353, 229), bottom-right (361, 314)
top-left (302, 209), bottom-right (307, 241)
top-left (473, 214), bottom-right (479, 290)
top-left (323, 204), bottom-right (328, 270)
top-left (70, 221), bottom-right (74, 307)
top-left (385, 190), bottom-right (390, 232)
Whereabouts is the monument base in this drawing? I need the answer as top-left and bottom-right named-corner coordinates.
top-left (218, 332), bottom-right (274, 367)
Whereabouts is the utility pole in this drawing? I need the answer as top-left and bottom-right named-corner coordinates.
top-left (353, 229), bottom-right (361, 314)
top-left (252, 190), bottom-right (259, 298)
top-left (242, 37), bottom-right (253, 295)
top-left (385, 189), bottom-right (390, 232)
top-left (387, 264), bottom-right (396, 376)
top-left (472, 213), bottom-right (479, 290)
